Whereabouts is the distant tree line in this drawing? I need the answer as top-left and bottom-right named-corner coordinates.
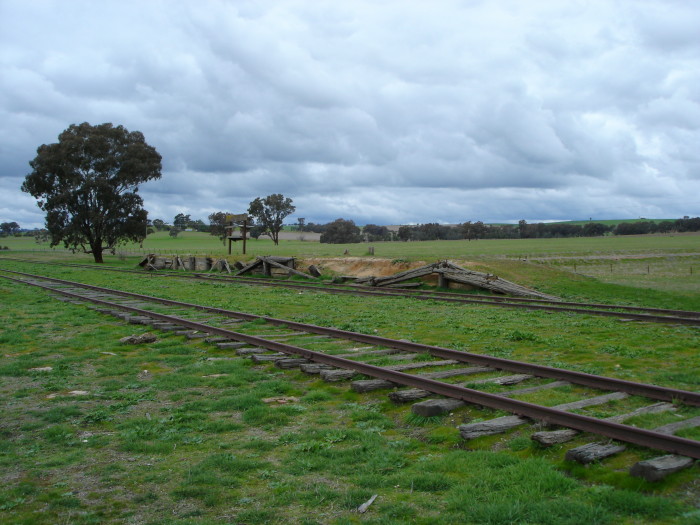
top-left (298, 216), bottom-right (700, 243)
top-left (390, 218), bottom-right (700, 242)
top-left (114, 207), bottom-right (700, 245)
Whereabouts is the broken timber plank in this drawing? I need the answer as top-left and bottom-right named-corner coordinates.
top-left (216, 342), bottom-right (249, 350)
top-left (567, 414), bottom-right (700, 468)
top-left (352, 379), bottom-right (396, 393)
top-left (234, 259), bottom-right (263, 276)
top-left (437, 270), bottom-right (557, 300)
top-left (459, 415), bottom-right (525, 439)
top-left (335, 348), bottom-right (401, 359)
top-left (387, 367), bottom-right (498, 402)
top-left (384, 282), bottom-right (423, 288)
top-left (236, 347), bottom-right (267, 355)
top-left (300, 363), bottom-right (335, 374)
top-left (259, 256), bottom-right (317, 279)
top-left (459, 392), bottom-right (628, 440)
top-left (630, 455), bottom-right (695, 482)
top-left (389, 388), bottom-right (433, 403)
top-left (565, 443), bottom-right (626, 464)
top-left (500, 380), bottom-right (571, 398)
top-left (532, 402), bottom-right (675, 446)
top-left (371, 265), bottom-right (439, 287)
top-left (386, 359), bottom-right (459, 372)
top-left (249, 353), bottom-right (286, 363)
top-left (275, 358), bottom-right (311, 369)
top-left (320, 369), bottom-right (357, 382)
top-left (653, 415), bottom-right (700, 435)
top-left (412, 398), bottom-right (466, 417)
top-left (419, 366), bottom-right (494, 379)
top-left (465, 374), bottom-right (533, 386)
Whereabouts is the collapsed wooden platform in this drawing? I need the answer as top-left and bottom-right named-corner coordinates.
top-left (139, 254), bottom-right (320, 279)
top-left (234, 256), bottom-right (319, 280)
top-left (139, 254), bottom-right (214, 271)
top-left (352, 260), bottom-right (557, 300)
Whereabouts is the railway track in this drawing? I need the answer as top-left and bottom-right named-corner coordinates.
top-left (2, 269), bottom-right (699, 480)
top-left (2, 257), bottom-right (700, 325)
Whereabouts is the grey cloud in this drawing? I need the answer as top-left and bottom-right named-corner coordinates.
top-left (2, 0), bottom-right (700, 228)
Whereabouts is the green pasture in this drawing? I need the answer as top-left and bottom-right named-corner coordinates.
top-left (3, 229), bottom-right (700, 260)
top-left (549, 218), bottom-right (676, 226)
top-left (0, 258), bottom-right (699, 524)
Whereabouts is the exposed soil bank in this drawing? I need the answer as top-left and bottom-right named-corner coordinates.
top-left (301, 257), bottom-right (429, 278)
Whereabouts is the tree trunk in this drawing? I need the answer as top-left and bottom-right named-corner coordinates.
top-left (91, 239), bottom-right (104, 263)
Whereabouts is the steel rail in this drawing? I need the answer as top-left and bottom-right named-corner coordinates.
top-left (3, 269), bottom-right (699, 408)
top-left (3, 272), bottom-right (700, 459)
top-left (2, 257), bottom-right (700, 323)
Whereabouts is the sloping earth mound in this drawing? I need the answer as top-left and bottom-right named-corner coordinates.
top-left (302, 257), bottom-right (430, 278)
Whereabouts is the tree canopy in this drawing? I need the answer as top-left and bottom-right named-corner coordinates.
top-left (173, 213), bottom-right (191, 230)
top-left (21, 122), bottom-right (162, 262)
top-left (208, 211), bottom-right (232, 244)
top-left (0, 221), bottom-right (20, 236)
top-left (247, 194), bottom-right (295, 245)
top-left (320, 218), bottom-right (361, 244)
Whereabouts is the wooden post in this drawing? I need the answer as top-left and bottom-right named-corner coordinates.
top-left (228, 238), bottom-right (232, 255)
top-left (242, 220), bottom-right (247, 255)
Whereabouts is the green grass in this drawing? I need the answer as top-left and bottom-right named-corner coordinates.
top-left (0, 253), bottom-right (699, 523)
top-left (3, 229), bottom-right (700, 260)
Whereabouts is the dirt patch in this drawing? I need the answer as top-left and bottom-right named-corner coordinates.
top-left (301, 257), bottom-right (428, 278)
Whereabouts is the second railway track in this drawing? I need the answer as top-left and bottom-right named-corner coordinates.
top-left (2, 256), bottom-right (700, 325)
top-left (2, 269), bottom-right (699, 480)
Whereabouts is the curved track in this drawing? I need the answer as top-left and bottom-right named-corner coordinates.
top-left (3, 269), bottom-right (699, 462)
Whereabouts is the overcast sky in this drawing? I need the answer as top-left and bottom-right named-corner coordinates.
top-left (2, 0), bottom-right (699, 229)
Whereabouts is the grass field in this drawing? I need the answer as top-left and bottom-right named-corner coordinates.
top-left (3, 230), bottom-right (700, 260)
top-left (1, 236), bottom-right (699, 523)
